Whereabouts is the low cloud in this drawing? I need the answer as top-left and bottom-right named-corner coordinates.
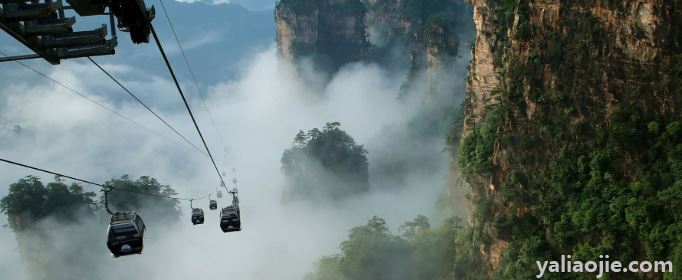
top-left (0, 46), bottom-right (465, 279)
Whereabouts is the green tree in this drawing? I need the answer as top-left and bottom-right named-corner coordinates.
top-left (1, 175), bottom-right (181, 280)
top-left (281, 122), bottom-right (369, 201)
top-left (305, 256), bottom-right (345, 280)
top-left (1, 176), bottom-right (95, 231)
top-left (338, 216), bottom-right (413, 280)
top-left (102, 175), bottom-right (181, 224)
top-left (398, 214), bottom-right (430, 239)
top-left (308, 216), bottom-right (465, 280)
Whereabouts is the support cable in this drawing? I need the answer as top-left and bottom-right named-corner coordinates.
top-left (156, 0), bottom-right (228, 156)
top-left (150, 24), bottom-right (225, 185)
top-left (0, 49), bottom-right (201, 155)
top-left (0, 158), bottom-right (104, 187)
top-left (0, 158), bottom-right (211, 201)
top-left (88, 57), bottom-right (208, 157)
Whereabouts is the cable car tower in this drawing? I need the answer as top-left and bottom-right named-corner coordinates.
top-left (0, 0), bottom-right (154, 64)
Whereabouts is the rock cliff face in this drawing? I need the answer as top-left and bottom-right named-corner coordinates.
top-left (364, 0), bottom-right (472, 100)
top-left (274, 0), bottom-right (476, 217)
top-left (275, 0), bottom-right (473, 77)
top-left (365, 0), bottom-right (460, 68)
top-left (275, 0), bottom-right (369, 73)
top-left (458, 0), bottom-right (682, 278)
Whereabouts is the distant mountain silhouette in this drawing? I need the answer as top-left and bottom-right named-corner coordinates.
top-left (85, 1), bottom-right (275, 86)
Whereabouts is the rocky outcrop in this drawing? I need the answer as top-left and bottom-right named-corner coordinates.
top-left (275, 0), bottom-right (473, 78)
top-left (275, 0), bottom-right (368, 73)
top-left (458, 0), bottom-right (682, 278)
top-left (364, 0), bottom-right (471, 93)
top-left (463, 0), bottom-right (500, 127)
top-left (275, 1), bottom-right (477, 218)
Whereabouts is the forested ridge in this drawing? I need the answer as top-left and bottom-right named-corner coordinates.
top-left (453, 1), bottom-right (682, 279)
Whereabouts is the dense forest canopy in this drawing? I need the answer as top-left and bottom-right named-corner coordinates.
top-left (452, 1), bottom-right (682, 279)
top-left (103, 175), bottom-right (181, 224)
top-left (305, 215), bottom-right (465, 280)
top-left (1, 175), bottom-right (181, 231)
top-left (1, 176), bottom-right (96, 231)
top-left (281, 122), bottom-right (369, 201)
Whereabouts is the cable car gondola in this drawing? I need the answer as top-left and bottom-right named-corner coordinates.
top-left (220, 189), bottom-right (241, 232)
top-left (209, 199), bottom-right (217, 210)
top-left (107, 211), bottom-right (146, 258)
top-left (104, 188), bottom-right (146, 258)
top-left (191, 208), bottom-right (204, 225)
top-left (220, 205), bottom-right (240, 232)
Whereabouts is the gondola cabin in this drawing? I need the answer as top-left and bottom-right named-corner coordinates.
top-left (191, 208), bottom-right (204, 225)
top-left (107, 211), bottom-right (145, 258)
top-left (216, 191), bottom-right (222, 198)
top-left (219, 206), bottom-right (241, 232)
top-left (209, 200), bottom-right (217, 210)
